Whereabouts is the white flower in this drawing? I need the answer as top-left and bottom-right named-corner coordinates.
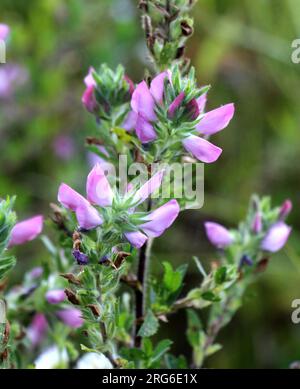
top-left (34, 345), bottom-right (68, 369)
top-left (76, 352), bottom-right (113, 369)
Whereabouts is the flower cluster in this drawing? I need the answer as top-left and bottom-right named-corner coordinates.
top-left (58, 164), bottom-right (179, 250)
top-left (205, 197), bottom-right (292, 258)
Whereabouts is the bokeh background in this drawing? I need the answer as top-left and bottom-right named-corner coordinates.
top-left (1, 0), bottom-right (300, 368)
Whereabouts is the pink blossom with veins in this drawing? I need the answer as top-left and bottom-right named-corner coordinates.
top-left (129, 70), bottom-right (235, 163)
top-left (9, 215), bottom-right (43, 247)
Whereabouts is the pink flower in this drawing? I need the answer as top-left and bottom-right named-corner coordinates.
top-left (0, 24), bottom-right (10, 41)
top-left (82, 67), bottom-right (97, 113)
top-left (46, 289), bottom-right (66, 304)
top-left (252, 212), bottom-right (262, 234)
top-left (58, 164), bottom-right (112, 230)
top-left (279, 199), bottom-right (292, 219)
top-left (53, 135), bottom-right (74, 160)
top-left (261, 222), bottom-right (291, 253)
top-left (9, 215), bottom-right (43, 247)
top-left (130, 70), bottom-right (234, 163)
top-left (204, 222), bottom-right (233, 248)
top-left (56, 308), bottom-right (83, 329)
top-left (27, 314), bottom-right (48, 347)
top-left (196, 104), bottom-right (235, 136)
top-left (86, 164), bottom-right (114, 206)
top-left (0, 64), bottom-right (28, 99)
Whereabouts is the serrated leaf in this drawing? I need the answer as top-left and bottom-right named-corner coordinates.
top-left (138, 310), bottom-right (159, 337)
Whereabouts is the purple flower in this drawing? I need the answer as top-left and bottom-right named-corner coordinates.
top-left (28, 267), bottom-right (43, 280)
top-left (58, 164), bottom-right (179, 248)
top-left (130, 70), bottom-right (234, 163)
top-left (86, 164), bottom-right (114, 207)
top-left (46, 289), bottom-right (66, 304)
top-left (58, 179), bottom-right (103, 230)
top-left (82, 67), bottom-right (97, 113)
top-left (204, 222), bottom-right (233, 249)
top-left (0, 64), bottom-right (28, 99)
top-left (0, 24), bottom-right (10, 41)
top-left (261, 222), bottom-right (291, 253)
top-left (72, 249), bottom-right (89, 265)
top-left (27, 314), bottom-right (48, 347)
top-left (252, 212), bottom-right (262, 234)
top-left (196, 104), bottom-right (235, 135)
top-left (53, 135), bottom-right (74, 160)
top-left (56, 308), bottom-right (83, 329)
top-left (9, 215), bottom-right (43, 247)
top-left (279, 199), bottom-right (292, 219)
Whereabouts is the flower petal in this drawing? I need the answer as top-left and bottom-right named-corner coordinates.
top-left (131, 81), bottom-right (156, 121)
top-left (133, 170), bottom-right (165, 205)
top-left (84, 67), bottom-right (96, 87)
top-left (124, 231), bottom-right (148, 248)
top-left (149, 72), bottom-right (167, 103)
top-left (141, 199), bottom-right (180, 238)
top-left (86, 164), bottom-right (114, 206)
top-left (204, 222), bottom-right (233, 248)
top-left (196, 103), bottom-right (235, 135)
top-left (261, 222), bottom-right (291, 253)
top-left (27, 314), bottom-right (48, 347)
top-left (168, 92), bottom-right (185, 118)
top-left (56, 308), bottom-right (83, 329)
top-left (45, 289), bottom-right (66, 305)
top-left (9, 215), bottom-right (43, 247)
top-left (279, 199), bottom-right (292, 219)
top-left (82, 84), bottom-right (97, 113)
top-left (135, 114), bottom-right (157, 143)
top-left (182, 135), bottom-right (222, 163)
top-left (122, 110), bottom-right (138, 131)
top-left (197, 93), bottom-right (207, 113)
top-left (75, 202), bottom-right (103, 230)
top-left (58, 183), bottom-right (86, 211)
top-left (0, 24), bottom-right (10, 41)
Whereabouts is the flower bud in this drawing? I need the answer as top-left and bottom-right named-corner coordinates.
top-left (279, 199), bottom-right (292, 220)
top-left (8, 215), bottom-right (43, 247)
top-left (204, 222), bottom-right (233, 249)
top-left (261, 222), bottom-right (291, 253)
top-left (45, 289), bottom-right (66, 304)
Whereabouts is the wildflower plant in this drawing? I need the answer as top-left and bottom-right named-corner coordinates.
top-left (0, 2), bottom-right (293, 370)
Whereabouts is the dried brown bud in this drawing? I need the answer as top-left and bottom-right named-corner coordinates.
top-left (86, 136), bottom-right (104, 146)
top-left (255, 258), bottom-right (269, 273)
top-left (180, 20), bottom-right (193, 36)
top-left (114, 251), bottom-right (130, 269)
top-left (60, 273), bottom-right (81, 286)
top-left (87, 304), bottom-right (101, 317)
top-left (138, 0), bottom-right (148, 12)
top-left (64, 288), bottom-right (80, 305)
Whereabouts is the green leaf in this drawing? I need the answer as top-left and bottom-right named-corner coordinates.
top-left (150, 339), bottom-right (173, 365)
top-left (205, 343), bottom-right (222, 357)
top-left (162, 262), bottom-right (182, 293)
top-left (214, 266), bottom-right (227, 285)
top-left (202, 291), bottom-right (221, 302)
top-left (0, 256), bottom-right (16, 281)
top-left (137, 310), bottom-right (159, 337)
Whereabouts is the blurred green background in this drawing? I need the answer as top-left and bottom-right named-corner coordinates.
top-left (1, 0), bottom-right (300, 368)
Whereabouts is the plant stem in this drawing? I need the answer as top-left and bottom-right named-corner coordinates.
top-left (134, 199), bottom-right (153, 347)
